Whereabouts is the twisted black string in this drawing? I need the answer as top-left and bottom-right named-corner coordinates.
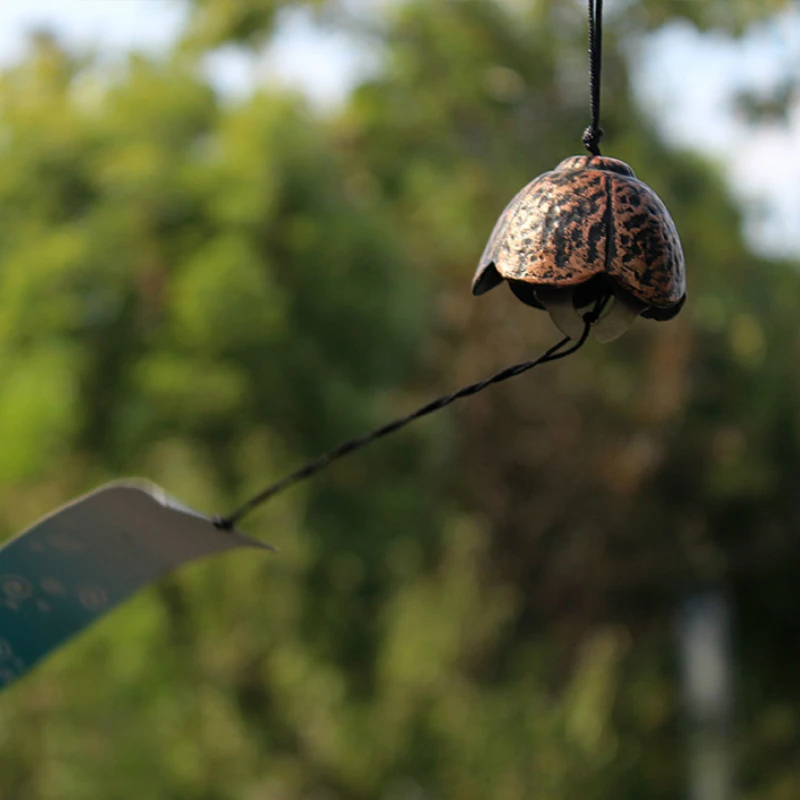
top-left (582, 0), bottom-right (604, 156)
top-left (215, 303), bottom-right (605, 530)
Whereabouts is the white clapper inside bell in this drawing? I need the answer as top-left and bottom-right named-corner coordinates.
top-left (535, 285), bottom-right (645, 343)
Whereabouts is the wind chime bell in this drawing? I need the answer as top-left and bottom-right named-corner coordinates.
top-left (472, 155), bottom-right (686, 342)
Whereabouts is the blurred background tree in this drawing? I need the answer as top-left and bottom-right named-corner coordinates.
top-left (0, 1), bottom-right (798, 798)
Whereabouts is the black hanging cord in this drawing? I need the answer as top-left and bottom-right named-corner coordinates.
top-left (215, 297), bottom-right (608, 531)
top-left (582, 0), bottom-right (604, 156)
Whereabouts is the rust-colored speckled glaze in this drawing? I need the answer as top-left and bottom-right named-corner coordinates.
top-left (472, 155), bottom-right (686, 315)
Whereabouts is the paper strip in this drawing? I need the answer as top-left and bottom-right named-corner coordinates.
top-left (0, 480), bottom-right (272, 692)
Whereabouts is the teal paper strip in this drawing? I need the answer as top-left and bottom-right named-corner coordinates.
top-left (0, 480), bottom-right (272, 692)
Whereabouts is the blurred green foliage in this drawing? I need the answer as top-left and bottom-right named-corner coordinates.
top-left (0, 1), bottom-right (798, 798)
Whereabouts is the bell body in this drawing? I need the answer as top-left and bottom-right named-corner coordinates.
top-left (472, 155), bottom-right (686, 341)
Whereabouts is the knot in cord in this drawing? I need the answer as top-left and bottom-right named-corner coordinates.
top-left (582, 125), bottom-right (604, 157)
top-left (582, 291), bottom-right (611, 325)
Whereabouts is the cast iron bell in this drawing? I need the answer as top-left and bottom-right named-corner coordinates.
top-left (472, 155), bottom-right (686, 342)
